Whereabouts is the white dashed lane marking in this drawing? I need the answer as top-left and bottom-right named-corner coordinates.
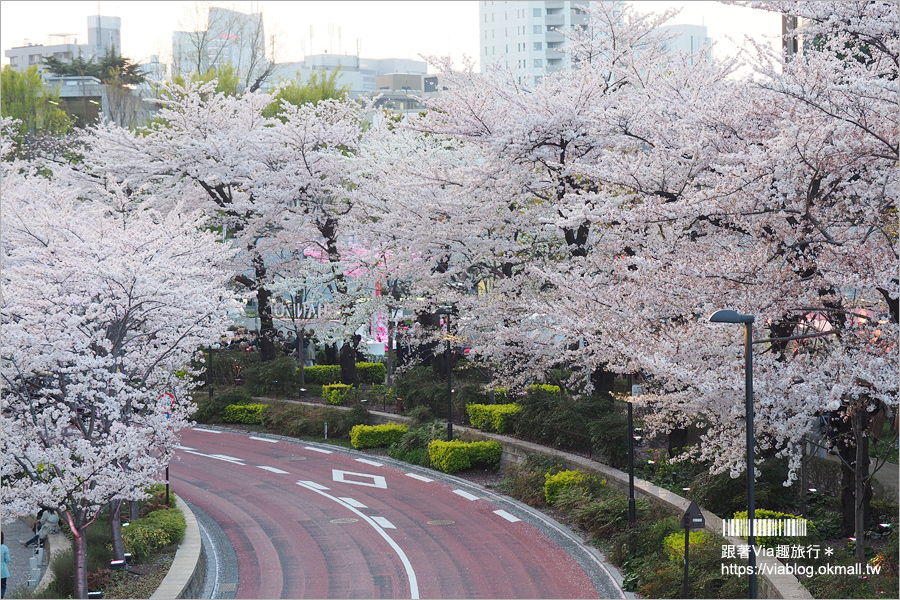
top-left (493, 509), bottom-right (521, 523)
top-left (258, 466), bottom-right (289, 474)
top-left (355, 458), bottom-right (384, 467)
top-left (405, 473), bottom-right (433, 482)
top-left (193, 428), bottom-right (222, 434)
top-left (452, 489), bottom-right (480, 501)
top-left (249, 436), bottom-right (278, 443)
top-left (304, 446), bottom-right (333, 454)
top-left (183, 450), bottom-right (245, 465)
top-left (371, 516), bottom-right (396, 529)
top-left (297, 480), bottom-right (330, 490)
top-left (338, 497), bottom-right (368, 509)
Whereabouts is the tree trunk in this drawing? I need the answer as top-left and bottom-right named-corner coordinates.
top-left (130, 499), bottom-right (140, 521)
top-left (109, 499), bottom-right (126, 561)
top-left (73, 525), bottom-right (89, 599)
top-left (854, 410), bottom-right (871, 566)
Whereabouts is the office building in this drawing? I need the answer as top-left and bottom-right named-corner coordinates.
top-left (4, 15), bottom-right (121, 73)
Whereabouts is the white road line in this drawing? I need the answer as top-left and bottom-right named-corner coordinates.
top-left (193, 428), bottom-right (222, 434)
top-left (257, 466), bottom-right (289, 474)
top-left (493, 509), bottom-right (521, 523)
top-left (296, 481), bottom-right (419, 598)
top-left (355, 458), bottom-right (384, 467)
top-left (297, 480), bottom-right (330, 490)
top-left (452, 489), bottom-right (480, 501)
top-left (249, 436), bottom-right (278, 443)
top-left (338, 497), bottom-right (368, 509)
top-left (405, 473), bottom-right (434, 483)
top-left (175, 445), bottom-right (196, 451)
top-left (304, 446), bottom-right (333, 454)
top-left (371, 516), bottom-right (396, 529)
top-left (183, 450), bottom-right (245, 465)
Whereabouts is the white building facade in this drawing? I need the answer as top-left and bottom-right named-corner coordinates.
top-left (4, 15), bottom-right (121, 74)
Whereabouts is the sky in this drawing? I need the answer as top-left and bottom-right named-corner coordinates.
top-left (0, 1), bottom-right (783, 73)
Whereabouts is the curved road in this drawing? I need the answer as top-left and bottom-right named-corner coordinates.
top-left (171, 427), bottom-right (623, 599)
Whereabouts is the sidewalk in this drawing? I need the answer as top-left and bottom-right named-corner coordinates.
top-left (2, 517), bottom-right (48, 597)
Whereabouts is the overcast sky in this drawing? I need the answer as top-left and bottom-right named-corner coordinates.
top-left (1, 1), bottom-right (782, 72)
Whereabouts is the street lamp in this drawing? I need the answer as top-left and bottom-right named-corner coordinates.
top-left (708, 309), bottom-right (756, 599)
top-left (435, 306), bottom-right (454, 441)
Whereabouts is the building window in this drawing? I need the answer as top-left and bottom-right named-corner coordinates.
top-left (534, 42), bottom-right (542, 50)
top-left (533, 8), bottom-right (541, 17)
top-left (534, 25), bottom-right (542, 34)
top-left (484, 14), bottom-right (488, 22)
top-left (9, 56), bottom-right (17, 66)
top-left (533, 58), bottom-right (543, 67)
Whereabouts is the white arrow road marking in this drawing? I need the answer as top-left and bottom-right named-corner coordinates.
top-left (183, 450), bottom-right (245, 465)
top-left (249, 436), bottom-right (278, 443)
top-left (405, 473), bottom-right (433, 483)
top-left (333, 469), bottom-right (387, 489)
top-left (304, 446), bottom-right (333, 454)
top-left (338, 497), bottom-right (368, 509)
top-left (258, 466), bottom-right (289, 474)
top-left (296, 481), bottom-right (419, 599)
top-left (493, 509), bottom-right (521, 523)
top-left (371, 516), bottom-right (396, 529)
top-left (452, 489), bottom-right (480, 501)
top-left (355, 458), bottom-right (384, 467)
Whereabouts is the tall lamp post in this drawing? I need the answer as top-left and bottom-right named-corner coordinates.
top-left (709, 309), bottom-right (756, 599)
top-left (436, 306), bottom-right (453, 441)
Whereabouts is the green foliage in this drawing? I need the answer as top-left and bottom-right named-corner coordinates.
top-left (263, 68), bottom-right (351, 119)
top-left (388, 419), bottom-right (446, 467)
top-left (732, 508), bottom-right (816, 546)
top-left (529, 384), bottom-right (561, 395)
top-left (495, 454), bottom-right (567, 506)
top-left (544, 469), bottom-right (593, 505)
top-left (222, 403), bottom-right (265, 424)
top-left (406, 405), bottom-right (435, 424)
top-left (193, 388), bottom-right (252, 423)
top-left (173, 63), bottom-right (241, 97)
top-left (323, 383), bottom-right (353, 405)
top-left (42, 47), bottom-right (146, 85)
top-left (121, 508), bottom-right (185, 561)
top-left (662, 530), bottom-right (719, 561)
top-left (466, 403), bottom-right (521, 433)
top-left (428, 439), bottom-right (502, 474)
top-left (350, 423), bottom-right (408, 449)
top-left (260, 401), bottom-right (368, 439)
top-left (356, 362), bottom-right (387, 384)
top-left (304, 365), bottom-right (342, 384)
top-left (1, 65), bottom-right (70, 150)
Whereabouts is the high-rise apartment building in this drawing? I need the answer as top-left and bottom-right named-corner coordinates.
top-left (479, 1), bottom-right (591, 82)
top-left (172, 7), bottom-right (265, 79)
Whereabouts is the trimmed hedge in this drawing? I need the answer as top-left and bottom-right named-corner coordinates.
top-left (663, 530), bottom-right (720, 561)
top-left (466, 403), bottom-right (521, 434)
top-left (304, 365), bottom-right (341, 385)
top-left (544, 469), bottom-right (591, 505)
top-left (357, 362), bottom-right (387, 384)
top-left (350, 423), bottom-right (408, 449)
top-left (222, 403), bottom-right (265, 424)
top-left (122, 508), bottom-right (186, 561)
top-left (323, 383), bottom-right (352, 405)
top-left (529, 383), bottom-right (561, 395)
top-left (428, 440), bottom-right (502, 474)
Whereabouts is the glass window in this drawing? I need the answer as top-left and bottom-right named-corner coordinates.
top-left (534, 42), bottom-right (542, 50)
top-left (533, 8), bottom-right (541, 17)
top-left (534, 25), bottom-right (542, 34)
top-left (533, 58), bottom-right (543, 67)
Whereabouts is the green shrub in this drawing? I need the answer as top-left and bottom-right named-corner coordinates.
top-left (428, 439), bottom-right (502, 474)
top-left (466, 403), bottom-right (521, 434)
top-left (323, 383), bottom-right (352, 405)
top-left (529, 383), bottom-right (561, 395)
top-left (356, 362), bottom-right (387, 384)
top-left (222, 403), bottom-right (265, 424)
top-left (260, 401), bottom-right (368, 438)
top-left (121, 509), bottom-right (186, 562)
top-left (304, 365), bottom-right (341, 385)
top-left (350, 423), bottom-right (408, 449)
top-left (732, 508), bottom-right (816, 546)
top-left (193, 388), bottom-right (253, 423)
top-left (495, 454), bottom-right (567, 507)
top-left (544, 469), bottom-right (594, 505)
top-left (663, 530), bottom-right (720, 561)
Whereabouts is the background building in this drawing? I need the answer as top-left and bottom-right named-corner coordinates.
top-left (658, 24), bottom-right (711, 64)
top-left (4, 15), bottom-right (121, 74)
top-left (172, 6), bottom-right (266, 83)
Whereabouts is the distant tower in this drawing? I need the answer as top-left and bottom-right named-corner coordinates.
top-left (88, 15), bottom-right (121, 56)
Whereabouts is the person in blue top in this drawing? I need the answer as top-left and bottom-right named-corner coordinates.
top-left (1, 531), bottom-right (11, 598)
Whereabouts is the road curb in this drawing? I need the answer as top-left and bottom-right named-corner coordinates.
top-left (150, 493), bottom-right (203, 599)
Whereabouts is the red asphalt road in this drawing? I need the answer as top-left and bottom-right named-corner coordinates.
top-left (171, 427), bottom-right (605, 599)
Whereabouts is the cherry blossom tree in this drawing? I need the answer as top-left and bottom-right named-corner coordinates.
top-left (81, 82), bottom-right (372, 362)
top-left (1, 161), bottom-right (237, 599)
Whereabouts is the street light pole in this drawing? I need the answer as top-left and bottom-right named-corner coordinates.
top-left (627, 373), bottom-right (636, 526)
top-left (709, 309), bottom-right (756, 599)
top-left (446, 310), bottom-right (452, 441)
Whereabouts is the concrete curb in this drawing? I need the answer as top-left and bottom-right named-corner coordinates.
top-left (150, 493), bottom-right (204, 600)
